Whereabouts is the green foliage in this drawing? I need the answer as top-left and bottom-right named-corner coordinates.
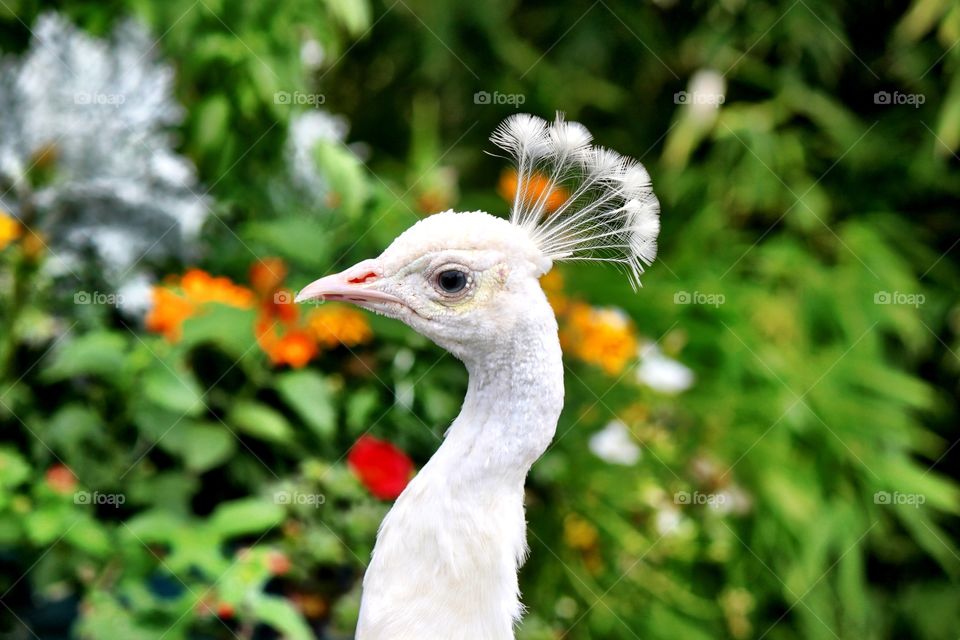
top-left (2, 1), bottom-right (958, 639)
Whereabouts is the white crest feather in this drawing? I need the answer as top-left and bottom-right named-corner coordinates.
top-left (491, 113), bottom-right (660, 289)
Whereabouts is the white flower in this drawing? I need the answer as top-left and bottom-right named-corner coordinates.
top-left (116, 272), bottom-right (154, 317)
top-left (654, 507), bottom-right (682, 535)
top-left (0, 13), bottom-right (207, 282)
top-left (636, 343), bottom-right (694, 394)
top-left (685, 69), bottom-right (726, 125)
top-left (285, 110), bottom-right (350, 200)
top-left (588, 420), bottom-right (642, 466)
top-left (300, 39), bottom-right (325, 70)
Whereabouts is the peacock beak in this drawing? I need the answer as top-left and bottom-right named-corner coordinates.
top-left (294, 259), bottom-right (402, 305)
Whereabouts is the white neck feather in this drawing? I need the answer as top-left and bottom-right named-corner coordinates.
top-left (355, 294), bottom-right (564, 640)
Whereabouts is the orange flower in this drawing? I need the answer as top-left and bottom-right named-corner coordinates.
top-left (560, 302), bottom-right (637, 375)
top-left (269, 329), bottom-right (318, 368)
top-left (0, 211), bottom-right (21, 250)
top-left (308, 304), bottom-right (372, 349)
top-left (145, 269), bottom-right (254, 341)
top-left (255, 281), bottom-right (319, 368)
top-left (249, 258), bottom-right (288, 296)
top-left (497, 169), bottom-right (568, 213)
top-left (247, 258), bottom-right (375, 367)
top-left (180, 269), bottom-right (254, 307)
top-left (145, 288), bottom-right (195, 340)
top-left (539, 269), bottom-right (569, 315)
top-left (262, 289), bottom-right (300, 325)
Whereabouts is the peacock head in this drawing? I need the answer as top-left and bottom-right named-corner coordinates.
top-left (296, 113), bottom-right (661, 358)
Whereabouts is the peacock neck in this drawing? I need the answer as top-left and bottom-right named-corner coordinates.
top-left (355, 294), bottom-right (565, 639)
top-left (427, 301), bottom-right (565, 489)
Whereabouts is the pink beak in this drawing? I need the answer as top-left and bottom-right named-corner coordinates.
top-left (295, 259), bottom-right (402, 305)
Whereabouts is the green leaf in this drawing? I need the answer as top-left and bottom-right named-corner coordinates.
top-left (43, 331), bottom-right (127, 381)
top-left (249, 593), bottom-right (313, 640)
top-left (67, 515), bottom-right (113, 556)
top-left (123, 510), bottom-right (185, 544)
top-left (245, 217), bottom-right (332, 268)
top-left (346, 388), bottom-right (380, 433)
top-left (179, 304), bottom-right (257, 359)
top-left (193, 94), bottom-right (230, 155)
top-left (314, 140), bottom-right (368, 217)
top-left (276, 370), bottom-right (337, 441)
top-left (45, 404), bottom-right (102, 451)
top-left (228, 400), bottom-right (295, 444)
top-left (326, 0), bottom-right (372, 36)
top-left (158, 421), bottom-right (236, 472)
top-left (24, 506), bottom-right (74, 546)
top-left (143, 365), bottom-right (206, 417)
top-left (209, 497), bottom-right (284, 538)
top-left (0, 448), bottom-right (30, 489)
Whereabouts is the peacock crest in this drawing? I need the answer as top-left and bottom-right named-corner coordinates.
top-left (491, 113), bottom-right (661, 289)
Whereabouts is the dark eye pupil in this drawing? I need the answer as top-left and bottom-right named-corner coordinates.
top-left (438, 269), bottom-right (467, 293)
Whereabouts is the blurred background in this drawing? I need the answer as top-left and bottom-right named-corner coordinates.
top-left (1, 0), bottom-right (958, 638)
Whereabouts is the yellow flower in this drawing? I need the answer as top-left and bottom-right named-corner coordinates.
top-left (560, 302), bottom-right (638, 375)
top-left (308, 304), bottom-right (373, 349)
top-left (563, 513), bottom-right (599, 551)
top-left (0, 211), bottom-right (22, 250)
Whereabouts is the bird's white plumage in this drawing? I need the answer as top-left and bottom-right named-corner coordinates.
top-left (354, 223), bottom-right (564, 639)
top-left (299, 115), bottom-right (660, 639)
top-left (491, 113), bottom-right (661, 289)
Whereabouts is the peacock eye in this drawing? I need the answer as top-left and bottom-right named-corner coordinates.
top-left (436, 269), bottom-right (468, 294)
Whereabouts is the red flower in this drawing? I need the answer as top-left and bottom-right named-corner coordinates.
top-left (45, 464), bottom-right (77, 495)
top-left (266, 550), bottom-right (291, 576)
top-left (347, 435), bottom-right (414, 500)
